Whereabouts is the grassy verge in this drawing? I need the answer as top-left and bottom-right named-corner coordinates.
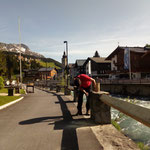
top-left (137, 142), bottom-right (150, 150)
top-left (0, 88), bottom-right (25, 94)
top-left (0, 88), bottom-right (8, 93)
top-left (111, 120), bottom-right (121, 131)
top-left (20, 89), bottom-right (26, 94)
top-left (0, 96), bottom-right (21, 106)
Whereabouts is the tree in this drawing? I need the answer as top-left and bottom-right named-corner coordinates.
top-left (0, 76), bottom-right (4, 89)
top-left (6, 54), bottom-right (18, 79)
top-left (145, 44), bottom-right (150, 47)
top-left (0, 51), bottom-right (7, 76)
top-left (30, 59), bottom-right (40, 69)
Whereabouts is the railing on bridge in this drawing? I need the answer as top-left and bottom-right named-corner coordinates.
top-left (90, 82), bottom-right (150, 128)
top-left (34, 80), bottom-right (71, 95)
top-left (101, 78), bottom-right (150, 84)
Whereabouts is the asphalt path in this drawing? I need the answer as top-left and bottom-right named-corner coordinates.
top-left (0, 88), bottom-right (103, 150)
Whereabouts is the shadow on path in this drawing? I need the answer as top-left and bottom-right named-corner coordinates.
top-left (19, 91), bottom-right (102, 150)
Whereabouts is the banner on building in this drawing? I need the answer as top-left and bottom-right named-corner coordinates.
top-left (88, 60), bottom-right (91, 75)
top-left (124, 48), bottom-right (130, 69)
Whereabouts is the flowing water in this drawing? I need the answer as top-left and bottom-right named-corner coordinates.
top-left (111, 95), bottom-right (150, 147)
top-left (71, 91), bottom-right (150, 146)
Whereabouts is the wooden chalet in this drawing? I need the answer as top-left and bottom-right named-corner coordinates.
top-left (106, 46), bottom-right (150, 79)
top-left (83, 56), bottom-right (111, 78)
top-left (38, 68), bottom-right (57, 80)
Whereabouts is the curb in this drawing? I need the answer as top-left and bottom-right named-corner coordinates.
top-left (0, 97), bottom-right (24, 110)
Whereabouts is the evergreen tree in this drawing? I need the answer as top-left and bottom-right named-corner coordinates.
top-left (30, 59), bottom-right (40, 69)
top-left (6, 54), bottom-right (19, 79)
top-left (0, 51), bottom-right (6, 76)
top-left (0, 76), bottom-right (4, 89)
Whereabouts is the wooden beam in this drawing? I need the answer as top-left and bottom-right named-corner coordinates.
top-left (93, 93), bottom-right (150, 128)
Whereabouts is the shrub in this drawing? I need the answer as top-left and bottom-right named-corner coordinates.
top-left (0, 76), bottom-right (4, 89)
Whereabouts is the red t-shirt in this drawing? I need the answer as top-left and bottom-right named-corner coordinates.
top-left (77, 74), bottom-right (92, 88)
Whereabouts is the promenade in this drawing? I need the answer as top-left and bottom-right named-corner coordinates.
top-left (0, 88), bottom-right (139, 150)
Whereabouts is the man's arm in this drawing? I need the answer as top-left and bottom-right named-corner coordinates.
top-left (80, 87), bottom-right (89, 96)
top-left (90, 78), bottom-right (96, 91)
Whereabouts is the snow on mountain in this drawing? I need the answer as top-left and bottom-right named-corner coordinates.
top-left (0, 42), bottom-right (44, 58)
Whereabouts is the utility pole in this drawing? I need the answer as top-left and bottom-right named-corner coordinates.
top-left (129, 48), bottom-right (132, 80)
top-left (18, 17), bottom-right (22, 86)
top-left (46, 58), bottom-right (47, 87)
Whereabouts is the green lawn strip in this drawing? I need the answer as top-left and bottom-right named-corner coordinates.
top-left (0, 88), bottom-right (8, 93)
top-left (0, 88), bottom-right (25, 94)
top-left (20, 89), bottom-right (25, 94)
top-left (0, 96), bottom-right (21, 106)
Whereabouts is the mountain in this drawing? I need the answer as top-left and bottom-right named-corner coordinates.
top-left (0, 42), bottom-right (62, 68)
top-left (0, 42), bottom-right (44, 58)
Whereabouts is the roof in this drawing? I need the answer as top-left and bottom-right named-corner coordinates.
top-left (38, 68), bottom-right (54, 72)
top-left (69, 63), bottom-right (75, 68)
top-left (75, 59), bottom-right (86, 66)
top-left (106, 46), bottom-right (145, 60)
top-left (89, 57), bottom-right (111, 63)
top-left (83, 57), bottom-right (111, 66)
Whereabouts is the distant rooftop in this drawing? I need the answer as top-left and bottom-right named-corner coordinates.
top-left (75, 59), bottom-right (86, 66)
top-left (89, 57), bottom-right (111, 63)
top-left (38, 68), bottom-right (54, 72)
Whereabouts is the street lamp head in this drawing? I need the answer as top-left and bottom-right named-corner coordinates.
top-left (64, 41), bottom-right (67, 43)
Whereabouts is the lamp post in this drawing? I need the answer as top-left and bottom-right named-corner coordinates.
top-left (46, 58), bottom-right (47, 87)
top-left (64, 41), bottom-right (69, 87)
top-left (18, 17), bottom-right (22, 87)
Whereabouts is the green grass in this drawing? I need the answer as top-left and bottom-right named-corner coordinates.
top-left (137, 142), bottom-right (150, 150)
top-left (0, 88), bottom-right (25, 94)
top-left (0, 96), bottom-right (21, 106)
top-left (20, 89), bottom-right (26, 94)
top-left (36, 60), bottom-right (60, 69)
top-left (111, 120), bottom-right (121, 131)
top-left (0, 88), bottom-right (8, 93)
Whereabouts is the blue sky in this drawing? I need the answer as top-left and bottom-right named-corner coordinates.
top-left (0, 0), bottom-right (150, 63)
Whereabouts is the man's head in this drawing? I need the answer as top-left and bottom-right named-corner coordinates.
top-left (74, 77), bottom-right (81, 87)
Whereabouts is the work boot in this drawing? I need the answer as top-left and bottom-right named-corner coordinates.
top-left (85, 110), bottom-right (89, 116)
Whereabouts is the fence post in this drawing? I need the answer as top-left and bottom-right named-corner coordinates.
top-left (64, 86), bottom-right (71, 95)
top-left (73, 87), bottom-right (78, 101)
top-left (95, 81), bottom-right (100, 92)
top-left (90, 92), bottom-right (111, 124)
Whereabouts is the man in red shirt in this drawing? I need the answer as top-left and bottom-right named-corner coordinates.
top-left (74, 74), bottom-right (96, 115)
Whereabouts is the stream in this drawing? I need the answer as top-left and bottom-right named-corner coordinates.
top-left (111, 95), bottom-right (150, 147)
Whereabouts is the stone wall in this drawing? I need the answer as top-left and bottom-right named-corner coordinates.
top-left (101, 84), bottom-right (150, 97)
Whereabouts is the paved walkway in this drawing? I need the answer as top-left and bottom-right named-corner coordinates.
top-left (0, 88), bottom-right (139, 150)
top-left (0, 88), bottom-right (103, 150)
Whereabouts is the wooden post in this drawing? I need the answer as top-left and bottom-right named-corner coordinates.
top-left (64, 86), bottom-right (71, 95)
top-left (95, 82), bottom-right (100, 92)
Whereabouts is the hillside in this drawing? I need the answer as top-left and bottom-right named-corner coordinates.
top-left (0, 42), bottom-right (62, 69)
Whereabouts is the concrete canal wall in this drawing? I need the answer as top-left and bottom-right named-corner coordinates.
top-left (101, 84), bottom-right (150, 97)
